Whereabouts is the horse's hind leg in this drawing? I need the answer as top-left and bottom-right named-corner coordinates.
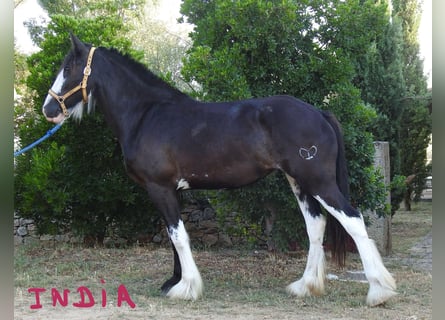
top-left (146, 183), bottom-right (203, 300)
top-left (313, 189), bottom-right (397, 306)
top-left (285, 175), bottom-right (326, 297)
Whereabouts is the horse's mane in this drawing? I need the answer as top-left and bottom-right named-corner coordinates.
top-left (101, 47), bottom-right (188, 99)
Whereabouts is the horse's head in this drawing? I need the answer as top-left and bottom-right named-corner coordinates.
top-left (42, 34), bottom-right (96, 124)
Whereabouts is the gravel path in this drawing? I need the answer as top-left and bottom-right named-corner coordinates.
top-left (336, 229), bottom-right (433, 283)
top-left (405, 231), bottom-right (432, 273)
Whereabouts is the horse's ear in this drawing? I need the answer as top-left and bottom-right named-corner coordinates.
top-left (70, 33), bottom-right (87, 55)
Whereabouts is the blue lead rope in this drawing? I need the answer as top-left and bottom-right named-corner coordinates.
top-left (14, 122), bottom-right (64, 157)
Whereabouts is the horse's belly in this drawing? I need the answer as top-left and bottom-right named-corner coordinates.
top-left (176, 161), bottom-right (274, 190)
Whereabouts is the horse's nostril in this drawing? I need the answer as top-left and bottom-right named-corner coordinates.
top-left (43, 104), bottom-right (60, 118)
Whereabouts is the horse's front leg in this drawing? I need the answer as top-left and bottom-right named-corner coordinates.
top-left (147, 183), bottom-right (203, 300)
top-left (164, 219), bottom-right (203, 300)
top-left (160, 243), bottom-right (181, 294)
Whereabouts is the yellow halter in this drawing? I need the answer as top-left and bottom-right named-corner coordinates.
top-left (48, 46), bottom-right (96, 117)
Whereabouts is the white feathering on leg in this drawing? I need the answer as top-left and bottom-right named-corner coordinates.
top-left (285, 174), bottom-right (326, 297)
top-left (167, 220), bottom-right (203, 300)
top-left (314, 195), bottom-right (397, 306)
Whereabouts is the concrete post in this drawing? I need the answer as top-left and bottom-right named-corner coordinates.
top-left (363, 141), bottom-right (392, 256)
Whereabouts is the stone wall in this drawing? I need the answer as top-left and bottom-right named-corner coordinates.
top-left (150, 205), bottom-right (235, 248)
top-left (14, 204), bottom-right (238, 248)
top-left (14, 215), bottom-right (35, 245)
top-left (14, 213), bottom-right (83, 246)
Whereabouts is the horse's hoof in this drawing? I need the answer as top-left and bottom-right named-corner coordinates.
top-left (161, 276), bottom-right (181, 295)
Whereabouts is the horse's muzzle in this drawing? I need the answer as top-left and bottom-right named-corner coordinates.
top-left (43, 104), bottom-right (66, 124)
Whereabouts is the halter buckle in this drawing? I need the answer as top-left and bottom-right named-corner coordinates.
top-left (83, 66), bottom-right (92, 76)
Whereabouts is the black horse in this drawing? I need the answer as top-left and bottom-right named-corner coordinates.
top-left (42, 35), bottom-right (396, 306)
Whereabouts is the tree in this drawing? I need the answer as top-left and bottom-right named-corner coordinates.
top-left (352, 12), bottom-right (408, 214)
top-left (180, 0), bottom-right (388, 250)
top-left (353, 0), bottom-right (432, 211)
top-left (393, 0), bottom-right (431, 209)
top-left (14, 0), bottom-right (160, 245)
top-left (128, 1), bottom-right (193, 90)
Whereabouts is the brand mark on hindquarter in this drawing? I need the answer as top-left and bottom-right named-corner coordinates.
top-left (299, 145), bottom-right (318, 160)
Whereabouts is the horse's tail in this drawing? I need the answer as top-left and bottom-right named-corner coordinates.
top-left (322, 111), bottom-right (350, 267)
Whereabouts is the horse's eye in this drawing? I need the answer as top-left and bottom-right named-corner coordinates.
top-left (63, 65), bottom-right (71, 73)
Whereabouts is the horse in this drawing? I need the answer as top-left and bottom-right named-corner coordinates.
top-left (42, 35), bottom-right (396, 306)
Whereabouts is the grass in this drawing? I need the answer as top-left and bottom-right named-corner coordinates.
top-left (14, 201), bottom-right (432, 319)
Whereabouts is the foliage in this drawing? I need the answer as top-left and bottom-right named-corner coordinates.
top-left (399, 99), bottom-right (431, 204)
top-left (180, 0), bottom-right (388, 251)
top-left (14, 2), bottom-right (159, 245)
top-left (390, 174), bottom-right (407, 215)
top-left (20, 143), bottom-right (69, 235)
top-left (354, 0), bottom-right (432, 210)
top-left (14, 48), bottom-right (36, 138)
top-left (210, 171), bottom-right (306, 250)
top-left (354, 16), bottom-right (406, 175)
top-left (128, 1), bottom-right (193, 91)
top-left (36, 0), bottom-right (144, 19)
top-left (394, 0), bottom-right (432, 207)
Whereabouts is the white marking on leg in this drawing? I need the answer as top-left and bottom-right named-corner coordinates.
top-left (167, 220), bottom-right (203, 300)
top-left (314, 195), bottom-right (397, 306)
top-left (176, 178), bottom-right (190, 190)
top-left (287, 211), bottom-right (326, 297)
top-left (285, 175), bottom-right (326, 297)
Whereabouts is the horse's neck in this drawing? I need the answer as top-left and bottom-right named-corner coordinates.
top-left (93, 54), bottom-right (176, 142)
top-left (94, 76), bottom-right (135, 139)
